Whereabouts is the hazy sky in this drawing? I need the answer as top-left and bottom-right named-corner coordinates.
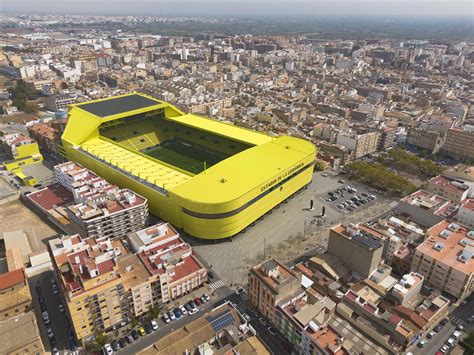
top-left (2, 0), bottom-right (473, 18)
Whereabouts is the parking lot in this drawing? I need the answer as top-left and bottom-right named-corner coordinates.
top-left (322, 180), bottom-right (379, 214)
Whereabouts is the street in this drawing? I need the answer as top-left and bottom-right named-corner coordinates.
top-left (28, 269), bottom-right (77, 354)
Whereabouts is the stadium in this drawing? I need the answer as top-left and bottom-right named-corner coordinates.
top-left (61, 93), bottom-right (316, 240)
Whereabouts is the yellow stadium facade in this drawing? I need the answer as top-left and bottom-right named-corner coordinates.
top-left (61, 93), bottom-right (316, 240)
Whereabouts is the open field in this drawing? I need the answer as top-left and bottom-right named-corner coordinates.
top-left (143, 139), bottom-right (228, 174)
top-left (0, 200), bottom-right (57, 252)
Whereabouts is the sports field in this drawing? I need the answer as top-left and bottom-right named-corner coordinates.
top-left (143, 140), bottom-right (228, 174)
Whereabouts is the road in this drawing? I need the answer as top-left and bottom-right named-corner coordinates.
top-left (411, 297), bottom-right (473, 355)
top-left (28, 269), bottom-right (77, 354)
top-left (116, 287), bottom-right (234, 354)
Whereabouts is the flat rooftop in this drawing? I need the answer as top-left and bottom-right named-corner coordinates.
top-left (0, 312), bottom-right (43, 354)
top-left (417, 221), bottom-right (473, 275)
top-left (76, 94), bottom-right (160, 117)
top-left (27, 183), bottom-right (74, 211)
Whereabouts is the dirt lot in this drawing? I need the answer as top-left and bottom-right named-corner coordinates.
top-left (0, 200), bottom-right (57, 252)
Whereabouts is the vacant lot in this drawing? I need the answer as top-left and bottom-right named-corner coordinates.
top-left (0, 200), bottom-right (57, 252)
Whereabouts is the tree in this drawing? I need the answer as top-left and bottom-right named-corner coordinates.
top-left (459, 331), bottom-right (474, 355)
top-left (24, 102), bottom-right (40, 113)
top-left (147, 305), bottom-right (160, 321)
top-left (95, 331), bottom-right (110, 348)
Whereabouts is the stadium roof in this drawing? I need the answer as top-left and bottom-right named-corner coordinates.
top-left (76, 94), bottom-right (159, 117)
top-left (168, 113), bottom-right (272, 146)
top-left (63, 93), bottom-right (316, 207)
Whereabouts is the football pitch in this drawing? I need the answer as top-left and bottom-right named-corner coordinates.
top-left (143, 140), bottom-right (228, 174)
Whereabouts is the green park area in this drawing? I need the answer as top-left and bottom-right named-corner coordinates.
top-left (346, 161), bottom-right (416, 196)
top-left (377, 147), bottom-right (444, 178)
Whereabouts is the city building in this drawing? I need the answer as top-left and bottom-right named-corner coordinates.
top-left (248, 258), bottom-right (302, 324)
top-left (442, 127), bottom-right (474, 161)
top-left (328, 224), bottom-right (383, 278)
top-left (455, 198), bottom-right (474, 229)
top-left (0, 268), bottom-right (45, 354)
top-left (406, 128), bottom-right (445, 154)
top-left (0, 132), bottom-right (43, 172)
top-left (44, 94), bottom-right (77, 111)
top-left (410, 220), bottom-right (473, 299)
top-left (426, 175), bottom-right (470, 202)
top-left (390, 272), bottom-right (424, 305)
top-left (61, 93), bottom-right (316, 240)
top-left (49, 223), bottom-right (208, 341)
top-left (28, 161), bottom-right (149, 240)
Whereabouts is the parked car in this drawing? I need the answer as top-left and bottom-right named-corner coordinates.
top-left (417, 339), bottom-right (428, 348)
top-left (168, 310), bottom-right (176, 321)
top-left (46, 326), bottom-right (54, 338)
top-left (427, 331), bottom-right (436, 339)
top-left (236, 287), bottom-right (246, 295)
top-left (131, 329), bottom-right (139, 340)
top-left (58, 304), bottom-right (65, 312)
top-left (103, 344), bottom-right (113, 354)
top-left (118, 338), bottom-right (127, 348)
top-left (446, 338), bottom-right (456, 347)
top-left (111, 339), bottom-right (121, 351)
top-left (179, 305), bottom-right (188, 315)
top-left (163, 313), bottom-right (171, 323)
top-left (173, 308), bottom-right (182, 319)
top-left (52, 283), bottom-right (59, 295)
top-left (452, 330), bottom-right (461, 339)
top-left (194, 297), bottom-right (202, 306)
top-left (268, 327), bottom-right (277, 336)
top-left (151, 319), bottom-right (159, 331)
top-left (144, 324), bottom-right (152, 334)
top-left (42, 311), bottom-right (51, 325)
top-left (243, 313), bottom-right (251, 322)
top-left (138, 327), bottom-right (146, 336)
top-left (321, 173), bottom-right (328, 177)
top-left (126, 334), bottom-right (135, 344)
top-left (203, 294), bottom-right (210, 301)
top-left (434, 324), bottom-right (443, 332)
top-left (184, 303), bottom-right (193, 313)
top-left (52, 347), bottom-right (59, 355)
top-left (259, 317), bottom-right (267, 326)
top-left (440, 344), bottom-right (449, 353)
top-left (440, 318), bottom-right (449, 326)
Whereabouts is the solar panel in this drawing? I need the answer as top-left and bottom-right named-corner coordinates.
top-left (77, 94), bottom-right (159, 117)
top-left (352, 233), bottom-right (383, 251)
top-left (206, 311), bottom-right (235, 332)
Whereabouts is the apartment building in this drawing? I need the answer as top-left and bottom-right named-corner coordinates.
top-left (390, 272), bottom-right (424, 305)
top-left (132, 224), bottom-right (208, 304)
top-left (54, 162), bottom-right (148, 240)
top-left (248, 259), bottom-right (302, 324)
top-left (442, 127), bottom-right (474, 161)
top-left (49, 223), bottom-right (207, 341)
top-left (328, 224), bottom-right (383, 278)
top-left (0, 268), bottom-right (45, 354)
top-left (410, 221), bottom-right (473, 299)
top-left (406, 128), bottom-right (445, 154)
top-left (335, 131), bottom-right (380, 159)
top-left (44, 94), bottom-right (77, 111)
top-left (426, 175), bottom-right (470, 202)
top-left (274, 293), bottom-right (345, 354)
top-left (456, 198), bottom-right (474, 229)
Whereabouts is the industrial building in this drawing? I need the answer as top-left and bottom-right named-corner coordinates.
top-left (61, 93), bottom-right (316, 239)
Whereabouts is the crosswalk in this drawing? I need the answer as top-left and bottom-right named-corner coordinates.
top-left (448, 314), bottom-right (464, 326)
top-left (209, 280), bottom-right (226, 291)
top-left (239, 292), bottom-right (249, 301)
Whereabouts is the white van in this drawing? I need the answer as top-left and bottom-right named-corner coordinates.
top-left (452, 330), bottom-right (461, 339)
